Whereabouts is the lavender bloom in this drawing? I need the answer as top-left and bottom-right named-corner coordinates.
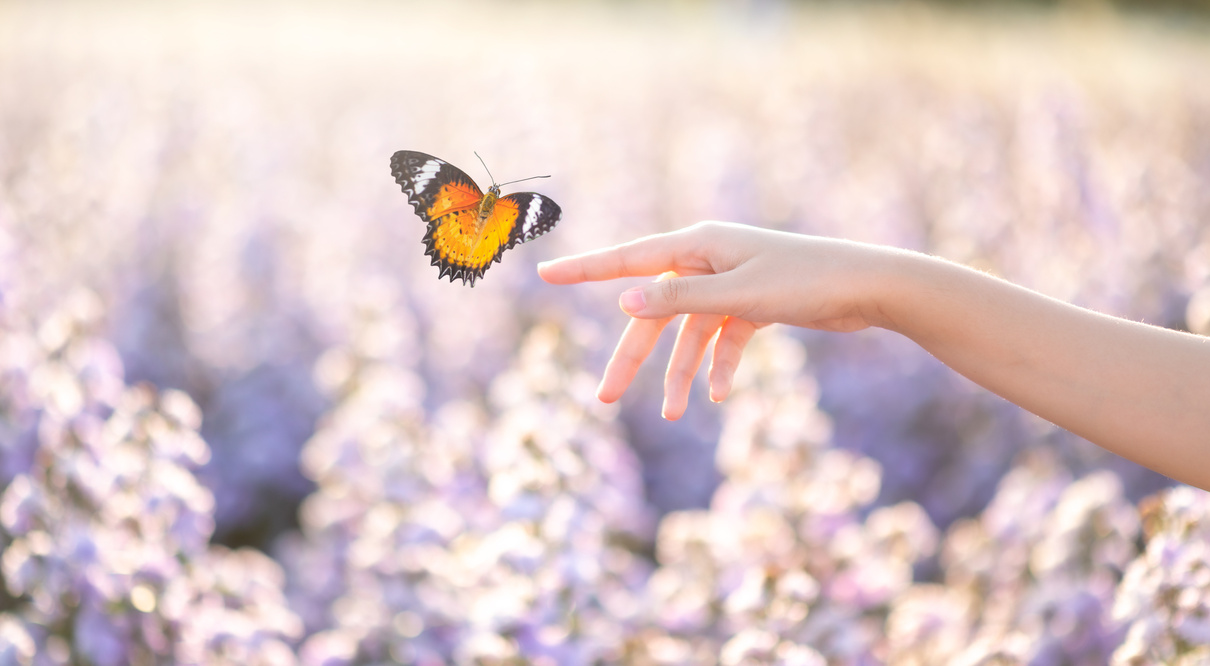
top-left (887, 456), bottom-right (1140, 664)
top-left (1112, 486), bottom-right (1210, 665)
top-left (0, 293), bottom-right (301, 664)
top-left (633, 330), bottom-right (938, 663)
top-left (285, 310), bottom-right (655, 663)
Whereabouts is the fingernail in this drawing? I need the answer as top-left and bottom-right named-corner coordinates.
top-left (710, 376), bottom-right (732, 403)
top-left (619, 288), bottom-right (646, 315)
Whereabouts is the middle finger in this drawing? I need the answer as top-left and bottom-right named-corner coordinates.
top-left (598, 314), bottom-right (675, 403)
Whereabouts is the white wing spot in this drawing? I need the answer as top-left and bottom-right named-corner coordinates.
top-left (411, 160), bottom-right (442, 196)
top-left (523, 195), bottom-right (543, 238)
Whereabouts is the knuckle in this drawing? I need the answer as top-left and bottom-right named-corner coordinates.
top-left (683, 324), bottom-right (710, 346)
top-left (611, 248), bottom-right (631, 278)
top-left (688, 220), bottom-right (719, 240)
top-left (666, 366), bottom-right (696, 387)
top-left (660, 277), bottom-right (684, 305)
top-left (616, 353), bottom-right (644, 374)
top-left (682, 314), bottom-right (721, 344)
top-left (710, 359), bottom-right (735, 380)
top-left (712, 345), bottom-right (738, 371)
top-left (730, 300), bottom-right (758, 323)
top-left (715, 333), bottom-right (739, 355)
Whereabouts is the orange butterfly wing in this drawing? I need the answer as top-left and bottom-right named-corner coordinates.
top-left (426, 196), bottom-right (518, 281)
top-left (421, 177), bottom-right (482, 220)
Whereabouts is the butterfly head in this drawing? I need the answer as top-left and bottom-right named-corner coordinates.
top-left (475, 151), bottom-right (550, 196)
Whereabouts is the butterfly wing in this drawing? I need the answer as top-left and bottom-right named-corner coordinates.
top-left (498, 192), bottom-right (562, 251)
top-left (391, 150), bottom-right (490, 285)
top-left (390, 150), bottom-right (483, 220)
top-left (425, 206), bottom-right (509, 287)
top-left (433, 193), bottom-right (561, 286)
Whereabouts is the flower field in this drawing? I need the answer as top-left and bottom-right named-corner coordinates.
top-left (1, 2), bottom-right (1209, 663)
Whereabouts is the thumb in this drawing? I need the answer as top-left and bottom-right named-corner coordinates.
top-left (619, 272), bottom-right (735, 319)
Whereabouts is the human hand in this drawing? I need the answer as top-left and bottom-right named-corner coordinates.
top-left (538, 222), bottom-right (898, 419)
top-left (543, 222), bottom-right (1210, 489)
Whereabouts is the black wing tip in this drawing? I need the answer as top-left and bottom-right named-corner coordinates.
top-left (389, 149), bottom-right (435, 180)
top-left (448, 265), bottom-right (480, 287)
top-left (424, 245), bottom-right (488, 288)
top-left (391, 149), bottom-right (431, 164)
top-left (389, 150), bottom-right (415, 178)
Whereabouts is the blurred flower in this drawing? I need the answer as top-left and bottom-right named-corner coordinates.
top-left (887, 453), bottom-right (1140, 664)
top-left (0, 292), bottom-right (301, 664)
top-left (287, 319), bottom-right (655, 663)
top-left (635, 330), bottom-right (937, 661)
top-left (1111, 486), bottom-right (1210, 665)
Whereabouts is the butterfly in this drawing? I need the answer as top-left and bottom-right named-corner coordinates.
top-left (390, 150), bottom-right (562, 287)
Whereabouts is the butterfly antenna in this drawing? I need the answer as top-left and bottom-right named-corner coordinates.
top-left (475, 151), bottom-right (550, 188)
top-left (474, 151), bottom-right (496, 185)
top-left (497, 174), bottom-right (551, 188)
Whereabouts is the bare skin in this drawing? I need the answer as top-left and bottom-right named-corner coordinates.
top-left (537, 221), bottom-right (1210, 491)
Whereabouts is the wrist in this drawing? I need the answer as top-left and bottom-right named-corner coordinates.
top-left (859, 246), bottom-right (942, 335)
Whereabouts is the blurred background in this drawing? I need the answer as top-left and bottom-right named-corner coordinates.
top-left (1, 0), bottom-right (1209, 663)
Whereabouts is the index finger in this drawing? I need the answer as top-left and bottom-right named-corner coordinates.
top-left (537, 230), bottom-right (692, 284)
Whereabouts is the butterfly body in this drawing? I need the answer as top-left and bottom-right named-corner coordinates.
top-left (390, 150), bottom-right (561, 287)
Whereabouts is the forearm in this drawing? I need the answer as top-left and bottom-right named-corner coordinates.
top-left (876, 252), bottom-right (1210, 490)
top-left (538, 224), bottom-right (1210, 475)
